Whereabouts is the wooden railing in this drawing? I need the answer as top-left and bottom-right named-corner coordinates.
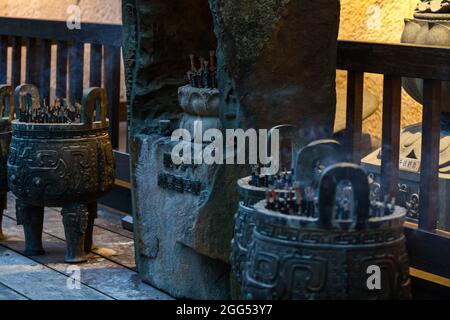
top-left (0, 17), bottom-right (130, 214)
top-left (338, 40), bottom-right (450, 283)
top-left (0, 17), bottom-right (123, 149)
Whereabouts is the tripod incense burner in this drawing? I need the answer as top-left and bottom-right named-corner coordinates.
top-left (7, 84), bottom-right (115, 263)
top-left (0, 85), bottom-right (13, 240)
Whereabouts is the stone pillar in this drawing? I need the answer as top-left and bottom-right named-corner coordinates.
top-left (209, 0), bottom-right (341, 138)
top-left (123, 0), bottom-right (242, 299)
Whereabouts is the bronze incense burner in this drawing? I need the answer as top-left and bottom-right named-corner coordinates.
top-left (242, 163), bottom-right (411, 300)
top-left (7, 84), bottom-right (115, 263)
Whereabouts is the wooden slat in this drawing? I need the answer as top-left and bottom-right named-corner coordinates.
top-left (89, 43), bottom-right (102, 87)
top-left (11, 36), bottom-right (21, 89)
top-left (404, 224), bottom-right (450, 279)
top-left (419, 79), bottom-right (441, 231)
top-left (0, 282), bottom-right (28, 300)
top-left (0, 35), bottom-right (8, 84)
top-left (25, 38), bottom-right (38, 85)
top-left (38, 39), bottom-right (51, 104)
top-left (0, 245), bottom-right (111, 300)
top-left (43, 207), bottom-right (136, 269)
top-left (1, 213), bottom-right (172, 300)
top-left (99, 185), bottom-right (132, 215)
top-left (68, 42), bottom-right (84, 105)
top-left (104, 45), bottom-right (121, 149)
top-left (337, 40), bottom-right (450, 81)
top-left (55, 41), bottom-right (68, 99)
top-left (4, 195), bottom-right (135, 270)
top-left (96, 205), bottom-right (133, 239)
top-left (345, 71), bottom-right (364, 163)
top-left (0, 17), bottom-right (122, 47)
top-left (381, 75), bottom-right (402, 198)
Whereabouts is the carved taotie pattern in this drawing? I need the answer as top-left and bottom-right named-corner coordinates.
top-left (243, 222), bottom-right (410, 300)
top-left (7, 87), bottom-right (114, 205)
top-left (230, 203), bottom-right (257, 285)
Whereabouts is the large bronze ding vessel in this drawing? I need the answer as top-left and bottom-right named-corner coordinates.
top-left (0, 85), bottom-right (13, 240)
top-left (243, 163), bottom-right (411, 300)
top-left (231, 139), bottom-right (344, 292)
top-left (7, 84), bottom-right (115, 263)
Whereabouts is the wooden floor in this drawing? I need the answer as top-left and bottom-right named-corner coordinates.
top-left (0, 193), bottom-right (173, 300)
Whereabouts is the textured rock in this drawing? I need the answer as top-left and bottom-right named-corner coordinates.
top-left (131, 134), bottom-right (233, 299)
top-left (209, 0), bottom-right (340, 138)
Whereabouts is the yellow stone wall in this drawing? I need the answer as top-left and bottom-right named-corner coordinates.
top-left (0, 0), bottom-right (121, 23)
top-left (0, 0), bottom-right (424, 145)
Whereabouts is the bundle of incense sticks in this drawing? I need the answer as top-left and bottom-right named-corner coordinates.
top-left (250, 165), bottom-right (295, 189)
top-left (19, 98), bottom-right (81, 124)
top-left (186, 51), bottom-right (217, 89)
top-left (266, 174), bottom-right (396, 221)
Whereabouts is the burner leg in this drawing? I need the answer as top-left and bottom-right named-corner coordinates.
top-left (61, 203), bottom-right (88, 263)
top-left (0, 193), bottom-right (6, 241)
top-left (85, 202), bottom-right (97, 252)
top-left (16, 200), bottom-right (45, 256)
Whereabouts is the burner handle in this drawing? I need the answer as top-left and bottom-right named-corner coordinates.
top-left (14, 84), bottom-right (40, 120)
top-left (81, 87), bottom-right (108, 128)
top-left (318, 163), bottom-right (370, 229)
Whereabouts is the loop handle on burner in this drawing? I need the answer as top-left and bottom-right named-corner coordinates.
top-left (14, 84), bottom-right (40, 120)
top-left (0, 85), bottom-right (13, 121)
top-left (81, 87), bottom-right (108, 128)
top-left (318, 163), bottom-right (370, 229)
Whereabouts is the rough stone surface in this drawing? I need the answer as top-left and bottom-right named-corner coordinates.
top-left (209, 0), bottom-right (340, 137)
top-left (124, 0), bottom-right (217, 136)
top-left (131, 134), bottom-right (236, 299)
top-left (123, 0), bottom-right (248, 299)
